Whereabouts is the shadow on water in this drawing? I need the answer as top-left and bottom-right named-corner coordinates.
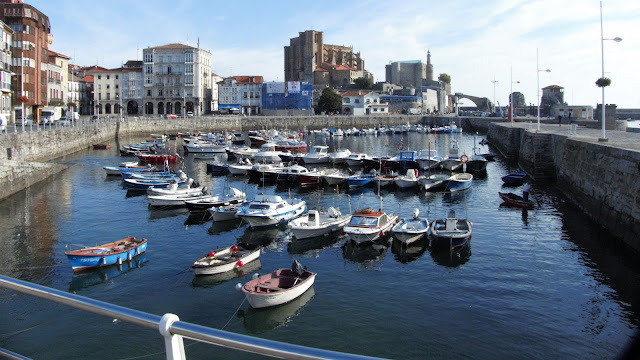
top-left (237, 286), bottom-right (315, 334)
top-left (390, 237), bottom-right (429, 264)
top-left (185, 211), bottom-right (212, 226)
top-left (148, 207), bottom-right (190, 220)
top-left (238, 226), bottom-right (288, 247)
top-left (341, 238), bottom-right (389, 263)
top-left (191, 259), bottom-right (262, 288)
top-left (125, 188), bottom-right (148, 198)
top-left (208, 219), bottom-right (245, 235)
top-left (68, 254), bottom-right (148, 292)
top-left (287, 232), bottom-right (344, 255)
top-left (428, 240), bottom-right (472, 268)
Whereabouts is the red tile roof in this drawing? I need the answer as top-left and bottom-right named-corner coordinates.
top-left (83, 75), bottom-right (94, 83)
top-left (48, 49), bottom-right (71, 59)
top-left (314, 67), bottom-right (329, 72)
top-left (149, 43), bottom-right (195, 50)
top-left (340, 91), bottom-right (372, 97)
top-left (227, 76), bottom-right (263, 84)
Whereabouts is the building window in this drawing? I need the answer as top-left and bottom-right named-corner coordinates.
top-left (147, 89), bottom-right (151, 96)
top-left (98, 75), bottom-right (101, 80)
top-left (355, 99), bottom-right (360, 103)
top-left (185, 52), bottom-right (193, 62)
top-left (343, 98), bottom-right (350, 104)
top-left (159, 89), bottom-right (163, 96)
top-left (107, 75), bottom-right (110, 80)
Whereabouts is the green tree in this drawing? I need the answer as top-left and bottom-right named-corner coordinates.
top-left (438, 73), bottom-right (451, 84)
top-left (510, 92), bottom-right (525, 107)
top-left (354, 77), bottom-right (373, 89)
top-left (317, 87), bottom-right (342, 114)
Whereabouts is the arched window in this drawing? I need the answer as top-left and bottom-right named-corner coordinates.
top-left (158, 102), bottom-right (164, 114)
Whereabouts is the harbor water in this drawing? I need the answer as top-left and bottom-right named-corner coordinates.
top-left (1, 130), bottom-right (639, 359)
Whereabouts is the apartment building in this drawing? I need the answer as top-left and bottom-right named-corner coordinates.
top-left (0, 20), bottom-right (12, 123)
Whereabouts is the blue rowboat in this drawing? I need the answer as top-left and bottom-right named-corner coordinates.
top-left (347, 174), bottom-right (375, 188)
top-left (501, 170), bottom-right (527, 185)
top-left (65, 237), bottom-right (148, 272)
top-left (121, 171), bottom-right (178, 180)
top-left (123, 177), bottom-right (187, 189)
top-left (444, 173), bottom-right (473, 192)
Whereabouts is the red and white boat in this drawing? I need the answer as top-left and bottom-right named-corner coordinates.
top-left (241, 261), bottom-right (316, 308)
top-left (137, 153), bottom-right (177, 164)
top-left (342, 207), bottom-right (398, 244)
top-left (275, 139), bottom-right (307, 154)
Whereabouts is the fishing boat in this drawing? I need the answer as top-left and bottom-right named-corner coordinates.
top-left (322, 170), bottom-right (350, 186)
top-left (192, 244), bottom-right (260, 276)
top-left (253, 142), bottom-right (282, 163)
top-left (146, 179), bottom-right (205, 196)
top-left (208, 203), bottom-right (243, 222)
top-left (344, 152), bottom-right (371, 167)
top-left (236, 194), bottom-right (306, 228)
top-left (346, 172), bottom-right (376, 188)
top-left (184, 141), bottom-right (227, 154)
top-left (441, 140), bottom-right (462, 171)
top-left (392, 208), bottom-right (430, 244)
top-left (184, 187), bottom-right (247, 212)
top-left (466, 154), bottom-right (488, 174)
top-left (288, 207), bottom-right (352, 240)
top-left (137, 153), bottom-right (178, 164)
top-left (240, 260), bottom-right (316, 308)
top-left (416, 149), bottom-right (442, 170)
top-left (420, 173), bottom-right (449, 191)
top-left (65, 237), bottom-right (148, 272)
top-left (375, 171), bottom-right (398, 187)
top-left (502, 170), bottom-right (527, 185)
top-left (394, 169), bottom-right (421, 189)
top-left (123, 176), bottom-right (188, 190)
top-left (147, 192), bottom-right (213, 208)
top-left (499, 192), bottom-right (534, 209)
top-left (228, 158), bottom-right (253, 176)
top-left (103, 163), bottom-right (156, 176)
top-left (429, 209), bottom-right (472, 248)
top-left (443, 173), bottom-right (473, 192)
top-left (342, 207), bottom-right (398, 244)
top-left (274, 164), bottom-right (311, 184)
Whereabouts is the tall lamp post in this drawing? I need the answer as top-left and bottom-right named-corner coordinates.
top-left (599, 1), bottom-right (622, 141)
top-left (491, 76), bottom-right (498, 114)
top-left (510, 66), bottom-right (520, 127)
top-left (536, 48), bottom-right (551, 131)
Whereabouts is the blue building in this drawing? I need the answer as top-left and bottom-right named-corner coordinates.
top-left (261, 82), bottom-right (312, 115)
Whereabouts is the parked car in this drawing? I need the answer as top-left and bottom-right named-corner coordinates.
top-left (166, 114), bottom-right (178, 119)
top-left (186, 111), bottom-right (194, 117)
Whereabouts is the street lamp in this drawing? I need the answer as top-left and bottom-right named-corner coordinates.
top-left (510, 66), bottom-right (520, 127)
top-left (599, 0), bottom-right (622, 141)
top-left (536, 48), bottom-right (551, 131)
top-left (491, 76), bottom-right (498, 114)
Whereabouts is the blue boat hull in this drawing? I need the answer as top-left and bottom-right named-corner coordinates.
top-left (444, 179), bottom-right (472, 192)
top-left (66, 242), bottom-right (148, 271)
top-left (347, 178), bottom-right (374, 187)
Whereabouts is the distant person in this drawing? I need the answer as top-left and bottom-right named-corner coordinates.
top-left (558, 115), bottom-right (562, 126)
top-left (522, 183), bottom-right (531, 201)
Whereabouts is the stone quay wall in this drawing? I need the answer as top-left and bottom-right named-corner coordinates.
top-left (0, 160), bottom-right (67, 200)
top-left (487, 122), bottom-right (640, 253)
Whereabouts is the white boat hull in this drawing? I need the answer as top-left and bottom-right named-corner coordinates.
top-left (193, 248), bottom-right (260, 276)
top-left (394, 178), bottom-right (419, 189)
top-left (240, 203), bottom-right (306, 228)
top-left (289, 215), bottom-right (351, 240)
top-left (343, 215), bottom-right (398, 243)
top-left (244, 273), bottom-right (316, 308)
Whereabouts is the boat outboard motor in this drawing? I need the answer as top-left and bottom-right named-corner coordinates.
top-left (412, 208), bottom-right (420, 219)
top-left (291, 260), bottom-right (306, 277)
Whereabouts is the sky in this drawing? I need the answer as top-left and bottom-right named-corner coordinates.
top-left (29, 0), bottom-right (640, 108)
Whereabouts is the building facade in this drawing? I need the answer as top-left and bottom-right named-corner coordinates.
top-left (122, 60), bottom-right (143, 115)
top-left (0, 20), bottom-right (12, 123)
top-left (142, 43), bottom-right (212, 116)
top-left (284, 30), bottom-right (373, 88)
top-left (93, 69), bottom-right (123, 116)
top-left (341, 90), bottom-right (388, 116)
top-left (261, 81), bottom-right (312, 116)
top-left (0, 0), bottom-right (52, 122)
top-left (385, 60), bottom-right (426, 88)
top-left (218, 76), bottom-right (263, 115)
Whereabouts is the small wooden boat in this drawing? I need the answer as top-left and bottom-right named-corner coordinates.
top-left (444, 173), bottom-right (473, 192)
top-left (430, 210), bottom-right (472, 248)
top-left (499, 192), bottom-right (534, 209)
top-left (93, 144), bottom-right (110, 150)
top-left (502, 170), bottom-right (527, 185)
top-left (65, 237), bottom-right (148, 272)
top-left (420, 173), bottom-right (448, 191)
top-left (192, 244), bottom-right (260, 276)
top-left (392, 208), bottom-right (430, 244)
top-left (241, 260), bottom-right (316, 308)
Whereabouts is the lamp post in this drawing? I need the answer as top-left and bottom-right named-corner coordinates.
top-left (491, 76), bottom-right (497, 114)
top-left (20, 52), bottom-right (24, 132)
top-left (536, 48), bottom-right (551, 131)
top-left (599, 1), bottom-right (622, 141)
top-left (510, 66), bottom-right (520, 127)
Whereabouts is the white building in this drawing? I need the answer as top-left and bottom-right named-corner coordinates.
top-left (209, 72), bottom-right (223, 112)
top-left (142, 43), bottom-right (212, 116)
top-left (341, 90), bottom-right (388, 116)
top-left (0, 21), bottom-right (12, 123)
top-left (218, 76), bottom-right (263, 115)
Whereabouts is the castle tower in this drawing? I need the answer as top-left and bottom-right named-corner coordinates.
top-left (426, 50), bottom-right (434, 81)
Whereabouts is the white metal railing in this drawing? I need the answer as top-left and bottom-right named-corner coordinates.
top-left (0, 275), bottom-right (381, 360)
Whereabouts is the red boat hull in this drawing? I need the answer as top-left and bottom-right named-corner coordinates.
top-left (137, 154), bottom-right (177, 164)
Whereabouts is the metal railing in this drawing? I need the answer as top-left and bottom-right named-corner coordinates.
top-left (0, 275), bottom-right (380, 360)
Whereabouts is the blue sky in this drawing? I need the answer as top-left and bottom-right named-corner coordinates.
top-left (31, 0), bottom-right (639, 108)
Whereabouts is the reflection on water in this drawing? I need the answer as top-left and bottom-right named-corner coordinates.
top-left (185, 211), bottom-right (212, 226)
top-left (341, 239), bottom-right (389, 263)
top-left (191, 259), bottom-right (262, 288)
top-left (428, 240), bottom-right (472, 268)
top-left (238, 287), bottom-right (315, 334)
top-left (148, 207), bottom-right (190, 220)
top-left (238, 226), bottom-right (288, 247)
top-left (68, 254), bottom-right (148, 292)
top-left (287, 232), bottom-right (344, 255)
top-left (208, 219), bottom-right (244, 235)
top-left (390, 238), bottom-right (429, 264)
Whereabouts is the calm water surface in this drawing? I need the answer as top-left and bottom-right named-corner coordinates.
top-left (1, 131), bottom-right (639, 359)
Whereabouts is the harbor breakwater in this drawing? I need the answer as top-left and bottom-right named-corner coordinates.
top-left (0, 115), bottom-right (638, 253)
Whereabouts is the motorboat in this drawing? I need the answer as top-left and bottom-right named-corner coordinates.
top-left (253, 143), bottom-right (283, 164)
top-left (329, 149), bottom-right (352, 165)
top-left (228, 158), bottom-right (253, 176)
top-left (288, 207), bottom-right (352, 240)
top-left (415, 149), bottom-right (442, 171)
top-left (375, 171), bottom-right (398, 187)
top-left (236, 194), bottom-right (306, 228)
top-left (302, 145), bottom-right (330, 164)
top-left (394, 169), bottom-right (421, 189)
top-left (343, 207), bottom-right (399, 244)
top-left (429, 209), bottom-right (472, 248)
top-left (208, 203), bottom-right (243, 222)
top-left (322, 170), bottom-right (351, 186)
top-left (441, 140), bottom-right (463, 171)
top-left (192, 244), bottom-right (260, 276)
top-left (147, 192), bottom-right (213, 208)
top-left (275, 164), bottom-right (311, 184)
top-left (346, 172), bottom-right (376, 188)
top-left (344, 153), bottom-right (371, 167)
top-left (240, 260), bottom-right (316, 308)
top-left (184, 141), bottom-right (227, 154)
top-left (392, 208), bottom-right (430, 245)
top-left (420, 173), bottom-right (449, 191)
top-left (184, 187), bottom-right (247, 212)
top-left (146, 179), bottom-right (205, 196)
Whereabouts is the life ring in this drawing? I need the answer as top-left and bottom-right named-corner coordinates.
top-left (460, 154), bottom-right (469, 164)
top-left (397, 143), bottom-right (404, 150)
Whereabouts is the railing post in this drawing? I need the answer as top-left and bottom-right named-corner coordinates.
top-left (159, 313), bottom-right (186, 360)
